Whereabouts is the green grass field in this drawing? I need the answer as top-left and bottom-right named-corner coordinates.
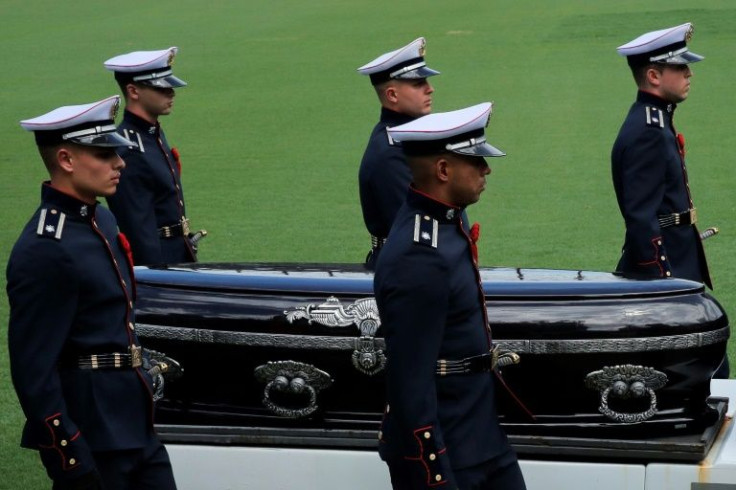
top-left (1, 0), bottom-right (734, 487)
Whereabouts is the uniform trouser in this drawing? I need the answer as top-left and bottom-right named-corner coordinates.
top-left (387, 450), bottom-right (526, 490)
top-left (454, 457), bottom-right (526, 490)
top-left (52, 434), bottom-right (177, 490)
top-left (95, 434), bottom-right (176, 490)
top-left (714, 357), bottom-right (730, 380)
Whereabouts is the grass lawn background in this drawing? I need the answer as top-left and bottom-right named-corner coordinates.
top-left (0, 0), bottom-right (734, 487)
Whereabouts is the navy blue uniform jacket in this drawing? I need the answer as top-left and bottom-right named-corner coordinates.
top-left (359, 108), bottom-right (415, 242)
top-left (107, 110), bottom-right (195, 266)
top-left (612, 91), bottom-right (711, 288)
top-left (374, 187), bottom-right (512, 488)
top-left (359, 108), bottom-right (467, 269)
top-left (7, 184), bottom-right (155, 483)
top-left (359, 108), bottom-right (414, 269)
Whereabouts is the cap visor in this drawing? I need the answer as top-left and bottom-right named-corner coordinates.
top-left (395, 66), bottom-right (441, 80)
top-left (143, 75), bottom-right (187, 88)
top-left (452, 142), bottom-right (506, 157)
top-left (73, 132), bottom-right (136, 148)
top-left (663, 51), bottom-right (704, 64)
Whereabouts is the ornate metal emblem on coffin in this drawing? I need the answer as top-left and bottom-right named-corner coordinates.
top-left (585, 364), bottom-right (668, 423)
top-left (284, 296), bottom-right (386, 376)
top-left (254, 361), bottom-right (333, 419)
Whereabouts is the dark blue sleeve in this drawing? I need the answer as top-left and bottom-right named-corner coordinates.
top-left (107, 147), bottom-right (162, 265)
top-left (617, 126), bottom-right (671, 277)
top-left (7, 241), bottom-right (96, 481)
top-left (361, 141), bottom-right (413, 237)
top-left (377, 247), bottom-right (456, 487)
top-left (371, 147), bottom-right (413, 231)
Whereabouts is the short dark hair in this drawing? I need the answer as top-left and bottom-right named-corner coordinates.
top-left (630, 63), bottom-right (664, 87)
top-left (114, 71), bottom-right (134, 95)
top-left (373, 79), bottom-right (395, 103)
top-left (37, 144), bottom-right (63, 174)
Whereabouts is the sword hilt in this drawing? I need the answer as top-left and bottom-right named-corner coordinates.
top-left (189, 230), bottom-right (208, 246)
top-left (700, 227), bottom-right (719, 241)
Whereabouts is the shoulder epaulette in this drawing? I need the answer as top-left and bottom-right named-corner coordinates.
top-left (36, 208), bottom-right (66, 240)
top-left (413, 214), bottom-right (438, 248)
top-left (385, 128), bottom-right (397, 146)
top-left (644, 106), bottom-right (665, 128)
top-left (121, 128), bottom-right (145, 153)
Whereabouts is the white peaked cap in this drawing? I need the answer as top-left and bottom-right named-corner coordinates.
top-left (104, 47), bottom-right (187, 88)
top-left (20, 95), bottom-right (135, 147)
top-left (388, 102), bottom-right (505, 157)
top-left (617, 23), bottom-right (703, 65)
top-left (357, 37), bottom-right (440, 85)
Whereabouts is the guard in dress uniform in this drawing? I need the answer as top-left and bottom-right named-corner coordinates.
top-left (7, 96), bottom-right (177, 489)
top-left (612, 24), bottom-right (727, 378)
top-left (374, 103), bottom-right (526, 489)
top-left (357, 38), bottom-right (440, 270)
top-left (612, 23), bottom-right (710, 285)
top-left (103, 47), bottom-right (202, 266)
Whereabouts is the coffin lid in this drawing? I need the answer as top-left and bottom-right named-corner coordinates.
top-left (134, 262), bottom-right (703, 298)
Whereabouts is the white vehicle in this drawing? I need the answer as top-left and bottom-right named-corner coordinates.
top-left (166, 379), bottom-right (735, 490)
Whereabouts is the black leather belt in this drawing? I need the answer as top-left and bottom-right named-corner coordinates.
top-left (159, 218), bottom-right (190, 238)
top-left (371, 235), bottom-right (387, 251)
top-left (61, 346), bottom-right (143, 370)
top-left (437, 352), bottom-right (495, 376)
top-left (658, 208), bottom-right (696, 228)
top-left (436, 347), bottom-right (520, 376)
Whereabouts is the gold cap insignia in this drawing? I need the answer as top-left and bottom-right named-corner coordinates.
top-left (685, 24), bottom-right (694, 43)
top-left (167, 50), bottom-right (176, 67)
top-left (110, 98), bottom-right (119, 120)
top-left (418, 38), bottom-right (426, 57)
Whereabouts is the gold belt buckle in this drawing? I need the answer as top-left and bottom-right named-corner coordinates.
top-left (181, 217), bottom-right (190, 236)
top-left (130, 345), bottom-right (143, 368)
top-left (689, 208), bottom-right (697, 225)
top-left (438, 359), bottom-right (447, 376)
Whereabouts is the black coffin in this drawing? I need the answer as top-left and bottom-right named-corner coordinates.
top-left (134, 263), bottom-right (729, 460)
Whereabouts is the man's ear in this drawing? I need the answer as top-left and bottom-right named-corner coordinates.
top-left (436, 157), bottom-right (450, 183)
top-left (646, 67), bottom-right (662, 88)
top-left (56, 147), bottom-right (75, 174)
top-left (385, 85), bottom-right (398, 104)
top-left (126, 83), bottom-right (140, 101)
